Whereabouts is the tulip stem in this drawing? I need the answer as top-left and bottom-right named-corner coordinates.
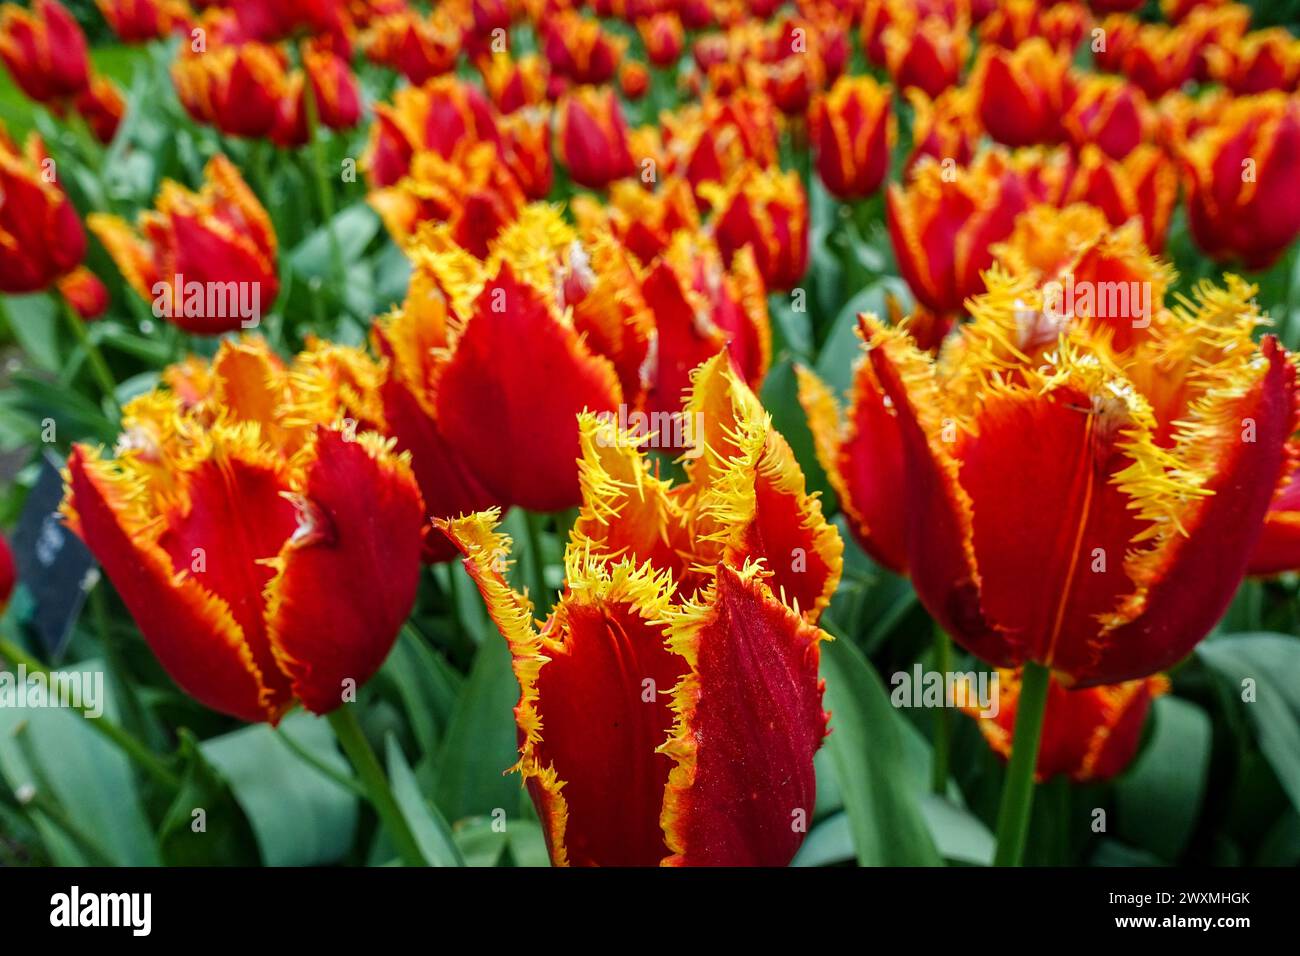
top-left (931, 626), bottom-right (952, 794)
top-left (302, 77), bottom-right (346, 297)
top-left (326, 706), bottom-right (428, 867)
top-left (56, 293), bottom-right (120, 418)
top-left (0, 636), bottom-right (179, 790)
top-left (991, 659), bottom-right (1051, 867)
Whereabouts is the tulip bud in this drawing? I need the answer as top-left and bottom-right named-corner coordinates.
top-left (0, 0), bottom-right (90, 103)
top-left (973, 38), bottom-right (1074, 147)
top-left (810, 75), bottom-right (895, 201)
top-left (558, 85), bottom-right (636, 190)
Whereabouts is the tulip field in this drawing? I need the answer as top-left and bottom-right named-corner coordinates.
top-left (1, 0), bottom-right (1300, 886)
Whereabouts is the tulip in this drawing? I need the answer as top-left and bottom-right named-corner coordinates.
top-left (62, 337), bottom-right (424, 723)
top-left (73, 73), bottom-right (126, 144)
top-left (887, 150), bottom-right (1057, 317)
top-left (905, 86), bottom-right (980, 172)
top-left (619, 61), bottom-right (650, 100)
top-left (963, 670), bottom-right (1169, 782)
top-left (700, 163), bottom-right (808, 291)
top-left (659, 91), bottom-right (780, 197)
top-left (557, 86), bottom-right (636, 190)
top-left (363, 76), bottom-right (501, 188)
top-left (0, 0), bottom-right (89, 103)
top-left (363, 8), bottom-right (459, 85)
top-left (96, 0), bottom-right (189, 43)
top-left (973, 38), bottom-right (1073, 147)
top-left (1180, 93), bottom-right (1300, 270)
top-left (439, 351), bottom-right (841, 866)
top-left (372, 209), bottom-right (625, 512)
top-left (542, 10), bottom-right (625, 85)
top-left (89, 154), bottom-right (279, 334)
top-left (979, 0), bottom-right (1088, 55)
top-left (571, 177), bottom-right (700, 265)
top-left (1117, 22), bottom-right (1197, 99)
top-left (498, 107), bottom-right (552, 201)
top-left (172, 41), bottom-right (290, 139)
top-left (0, 126), bottom-right (107, 317)
top-left (639, 12), bottom-right (684, 67)
top-left (369, 142), bottom-right (525, 253)
top-left (476, 52), bottom-right (548, 114)
top-left (859, 267), bottom-right (1298, 688)
top-left (1062, 75), bottom-right (1148, 160)
top-left (1063, 144), bottom-right (1177, 255)
top-left (1249, 455), bottom-right (1300, 577)
top-left (883, 13), bottom-right (969, 100)
top-left (303, 37), bottom-right (362, 130)
top-left (1182, 3), bottom-right (1250, 81)
top-left (640, 231), bottom-right (770, 420)
top-left (1206, 27), bottom-right (1300, 95)
top-left (810, 75), bottom-right (894, 201)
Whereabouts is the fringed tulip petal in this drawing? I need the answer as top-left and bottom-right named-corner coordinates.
top-left (659, 563), bottom-right (828, 866)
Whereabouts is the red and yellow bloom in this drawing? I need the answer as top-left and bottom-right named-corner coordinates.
top-left (89, 154), bottom-right (279, 334)
top-left (0, 0), bottom-right (89, 103)
top-left (701, 162), bottom-right (809, 291)
top-left (439, 351), bottom-right (841, 865)
top-left (810, 75), bottom-right (895, 201)
top-left (963, 670), bottom-right (1169, 782)
top-left (62, 337), bottom-right (424, 723)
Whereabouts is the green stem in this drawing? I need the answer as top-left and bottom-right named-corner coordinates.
top-left (326, 707), bottom-right (427, 867)
top-left (0, 636), bottom-right (179, 790)
top-left (302, 76), bottom-right (346, 294)
top-left (273, 723), bottom-right (366, 798)
top-left (991, 660), bottom-right (1051, 867)
top-left (523, 511), bottom-right (551, 616)
top-left (931, 627), bottom-right (952, 795)
top-left (56, 293), bottom-right (120, 418)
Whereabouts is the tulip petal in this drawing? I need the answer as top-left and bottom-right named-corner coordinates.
top-left (659, 563), bottom-right (828, 866)
top-left (64, 446), bottom-right (277, 723)
top-left (264, 430), bottom-right (424, 713)
top-left (434, 263), bottom-right (622, 511)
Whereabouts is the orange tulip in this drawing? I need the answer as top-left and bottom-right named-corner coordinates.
top-left (96, 0), bottom-right (190, 43)
top-left (1062, 144), bottom-right (1177, 255)
top-left (979, 0), bottom-right (1089, 55)
top-left (854, 262), bottom-right (1298, 686)
top-left (973, 38), bottom-right (1073, 147)
top-left (887, 150), bottom-right (1060, 317)
top-left (371, 208), bottom-right (628, 512)
top-left (639, 11), bottom-right (684, 67)
top-left (0, 0), bottom-right (89, 103)
top-left (363, 76), bottom-right (502, 188)
top-left (1180, 93), bottom-right (1300, 270)
top-left (542, 10), bottom-right (625, 85)
top-left (1206, 28), bottom-right (1300, 94)
top-left (172, 41), bottom-right (290, 139)
top-left (619, 60), bottom-right (650, 100)
top-left (0, 126), bottom-right (106, 317)
top-left (1249, 452), bottom-right (1300, 577)
top-left (963, 670), bottom-right (1168, 782)
top-left (1062, 75), bottom-right (1149, 160)
top-left (557, 85), bottom-right (636, 190)
top-left (905, 86), bottom-right (980, 172)
top-left (62, 337), bottom-right (424, 723)
top-left (476, 52), bottom-right (548, 114)
top-left (89, 154), bottom-right (279, 334)
top-left (700, 163), bottom-right (808, 291)
top-left (439, 351), bottom-right (841, 865)
top-left (883, 12), bottom-right (969, 99)
top-left (810, 75), bottom-right (895, 201)
top-left (363, 8), bottom-right (459, 84)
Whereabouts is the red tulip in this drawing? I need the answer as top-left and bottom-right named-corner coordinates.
top-left (63, 338), bottom-right (424, 723)
top-left (0, 0), bottom-right (89, 103)
top-left (810, 75), bottom-right (894, 201)
top-left (558, 85), bottom-right (636, 190)
top-left (701, 163), bottom-right (808, 291)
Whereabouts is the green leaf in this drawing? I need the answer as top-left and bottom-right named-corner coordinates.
top-left (919, 794), bottom-right (994, 866)
top-left (819, 636), bottom-right (943, 866)
top-left (1114, 695), bottom-right (1211, 862)
top-left (2, 294), bottom-right (62, 372)
top-left (434, 635), bottom-right (522, 823)
top-left (288, 203), bottom-right (382, 279)
top-left (792, 811), bottom-right (854, 867)
top-left (0, 658), bottom-right (158, 865)
top-left (451, 815), bottom-right (509, 867)
top-left (378, 626), bottom-right (462, 755)
top-left (158, 730), bottom-right (260, 866)
top-left (201, 711), bottom-right (358, 866)
top-left (504, 819), bottom-right (550, 867)
top-left (385, 733), bottom-right (464, 866)
top-left (1199, 633), bottom-right (1300, 815)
